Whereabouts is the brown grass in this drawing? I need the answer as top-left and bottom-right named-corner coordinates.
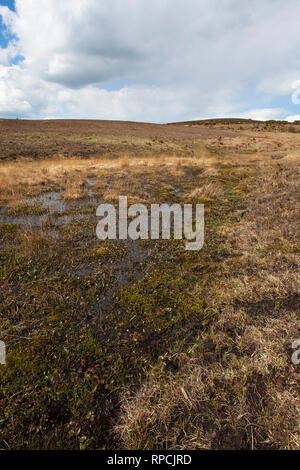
top-left (0, 154), bottom-right (200, 205)
top-left (187, 182), bottom-right (223, 200)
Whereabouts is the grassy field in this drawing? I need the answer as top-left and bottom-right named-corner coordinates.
top-left (0, 119), bottom-right (299, 449)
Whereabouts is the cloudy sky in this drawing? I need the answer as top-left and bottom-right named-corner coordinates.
top-left (0, 0), bottom-right (300, 122)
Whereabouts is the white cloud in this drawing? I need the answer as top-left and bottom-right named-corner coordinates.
top-left (0, 65), bottom-right (31, 115)
top-left (257, 73), bottom-right (300, 97)
top-left (219, 108), bottom-right (287, 121)
top-left (0, 0), bottom-right (300, 121)
top-left (285, 115), bottom-right (300, 122)
top-left (0, 41), bottom-right (18, 65)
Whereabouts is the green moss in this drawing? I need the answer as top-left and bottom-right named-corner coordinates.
top-left (0, 223), bottom-right (19, 239)
top-left (91, 240), bottom-right (128, 261)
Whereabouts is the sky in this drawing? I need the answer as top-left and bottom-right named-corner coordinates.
top-left (0, 0), bottom-right (300, 123)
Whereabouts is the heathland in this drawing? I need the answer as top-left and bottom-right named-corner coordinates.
top-left (0, 118), bottom-right (299, 449)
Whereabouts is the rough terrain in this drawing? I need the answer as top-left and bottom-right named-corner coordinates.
top-left (0, 118), bottom-right (299, 449)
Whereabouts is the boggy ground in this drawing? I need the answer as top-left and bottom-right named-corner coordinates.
top-left (0, 119), bottom-right (299, 449)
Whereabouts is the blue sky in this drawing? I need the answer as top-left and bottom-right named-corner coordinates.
top-left (0, 0), bottom-right (300, 122)
top-left (0, 0), bottom-right (15, 48)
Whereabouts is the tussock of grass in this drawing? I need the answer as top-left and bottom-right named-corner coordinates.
top-left (187, 182), bottom-right (223, 200)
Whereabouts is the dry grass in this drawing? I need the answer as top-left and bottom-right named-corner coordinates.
top-left (117, 306), bottom-right (300, 450)
top-left (0, 154), bottom-right (199, 205)
top-left (187, 182), bottom-right (223, 200)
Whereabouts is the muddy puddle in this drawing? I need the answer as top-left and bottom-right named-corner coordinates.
top-left (86, 176), bottom-right (97, 187)
top-left (0, 212), bottom-right (89, 229)
top-left (39, 191), bottom-right (66, 214)
top-left (83, 239), bottom-right (150, 321)
top-left (86, 176), bottom-right (97, 197)
top-left (29, 187), bottom-right (97, 212)
top-left (171, 187), bottom-right (182, 195)
top-left (0, 180), bottom-right (100, 228)
top-left (114, 239), bottom-right (149, 288)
